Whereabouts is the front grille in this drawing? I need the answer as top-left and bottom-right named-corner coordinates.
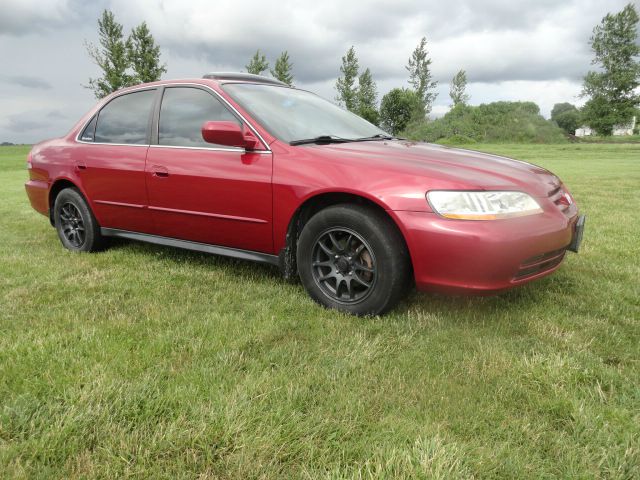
top-left (514, 248), bottom-right (566, 280)
top-left (548, 185), bottom-right (571, 215)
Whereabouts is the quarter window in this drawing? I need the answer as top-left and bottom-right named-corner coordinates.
top-left (159, 87), bottom-right (238, 147)
top-left (94, 89), bottom-right (156, 144)
top-left (80, 115), bottom-right (98, 142)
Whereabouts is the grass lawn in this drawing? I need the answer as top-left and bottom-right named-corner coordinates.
top-left (1, 143), bottom-right (638, 479)
top-left (575, 135), bottom-right (640, 144)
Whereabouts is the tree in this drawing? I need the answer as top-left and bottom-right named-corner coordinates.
top-left (379, 88), bottom-right (422, 134)
top-left (85, 10), bottom-right (134, 98)
top-left (551, 102), bottom-right (578, 118)
top-left (551, 103), bottom-right (581, 135)
top-left (581, 3), bottom-right (640, 135)
top-left (246, 50), bottom-right (269, 75)
top-left (335, 46), bottom-right (359, 112)
top-left (127, 22), bottom-right (166, 84)
top-left (406, 37), bottom-right (438, 116)
top-left (449, 69), bottom-right (469, 107)
top-left (356, 68), bottom-right (379, 125)
top-left (270, 51), bottom-right (294, 85)
top-left (86, 11), bottom-right (167, 98)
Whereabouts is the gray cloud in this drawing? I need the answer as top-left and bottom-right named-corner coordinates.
top-left (5, 110), bottom-right (63, 132)
top-left (6, 75), bottom-right (52, 89)
top-left (0, 0), bottom-right (98, 36)
top-left (45, 110), bottom-right (67, 119)
top-left (114, 0), bottom-right (629, 85)
top-left (0, 0), bottom-right (636, 143)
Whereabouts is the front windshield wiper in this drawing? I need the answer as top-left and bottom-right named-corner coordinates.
top-left (353, 133), bottom-right (396, 141)
top-left (289, 135), bottom-right (355, 146)
top-left (289, 133), bottom-right (398, 146)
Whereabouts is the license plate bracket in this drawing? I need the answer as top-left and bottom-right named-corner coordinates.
top-left (568, 215), bottom-right (585, 253)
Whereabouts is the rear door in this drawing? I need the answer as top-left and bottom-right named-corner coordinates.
top-left (145, 86), bottom-right (273, 253)
top-left (74, 88), bottom-right (156, 233)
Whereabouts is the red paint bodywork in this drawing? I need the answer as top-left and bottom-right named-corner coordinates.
top-left (201, 121), bottom-right (257, 149)
top-left (25, 78), bottom-right (580, 293)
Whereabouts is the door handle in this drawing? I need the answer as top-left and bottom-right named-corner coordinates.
top-left (151, 165), bottom-right (169, 177)
top-left (76, 161), bottom-right (87, 171)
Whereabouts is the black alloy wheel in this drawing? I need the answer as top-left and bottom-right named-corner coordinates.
top-left (297, 203), bottom-right (412, 316)
top-left (54, 188), bottom-right (106, 252)
top-left (311, 228), bottom-right (377, 304)
top-left (59, 202), bottom-right (86, 248)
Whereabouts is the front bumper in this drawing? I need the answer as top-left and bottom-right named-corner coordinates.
top-left (394, 207), bottom-right (581, 294)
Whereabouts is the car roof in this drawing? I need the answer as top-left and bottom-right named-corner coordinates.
top-left (110, 74), bottom-right (290, 96)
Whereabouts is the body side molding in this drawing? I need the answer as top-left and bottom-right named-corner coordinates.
top-left (100, 228), bottom-right (279, 265)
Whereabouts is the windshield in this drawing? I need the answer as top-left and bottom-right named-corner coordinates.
top-left (221, 83), bottom-right (388, 143)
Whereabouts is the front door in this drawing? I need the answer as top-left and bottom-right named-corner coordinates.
top-left (145, 86), bottom-right (273, 253)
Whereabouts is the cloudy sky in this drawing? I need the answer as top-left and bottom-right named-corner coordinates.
top-left (0, 0), bottom-right (636, 143)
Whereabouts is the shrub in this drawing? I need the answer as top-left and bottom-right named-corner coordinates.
top-left (402, 101), bottom-right (567, 144)
top-left (436, 135), bottom-right (477, 145)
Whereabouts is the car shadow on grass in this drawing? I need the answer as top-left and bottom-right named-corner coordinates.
top-left (105, 236), bottom-right (283, 279)
top-left (105, 236), bottom-right (578, 326)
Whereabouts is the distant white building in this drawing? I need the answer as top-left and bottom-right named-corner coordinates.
top-left (575, 116), bottom-right (636, 137)
top-left (575, 126), bottom-right (593, 137)
top-left (613, 116), bottom-right (636, 136)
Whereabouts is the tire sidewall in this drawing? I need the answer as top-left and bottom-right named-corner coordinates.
top-left (54, 189), bottom-right (98, 252)
top-left (297, 205), bottom-right (407, 315)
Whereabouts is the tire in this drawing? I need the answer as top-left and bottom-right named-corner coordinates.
top-left (53, 188), bottom-right (106, 252)
top-left (297, 204), bottom-right (411, 316)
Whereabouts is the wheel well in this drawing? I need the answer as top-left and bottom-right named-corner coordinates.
top-left (279, 192), bottom-right (410, 280)
top-left (48, 179), bottom-right (78, 226)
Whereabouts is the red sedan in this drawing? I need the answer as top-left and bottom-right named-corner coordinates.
top-left (25, 73), bottom-right (585, 315)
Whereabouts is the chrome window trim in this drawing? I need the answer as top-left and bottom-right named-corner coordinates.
top-left (74, 82), bottom-right (272, 153)
top-left (149, 144), bottom-right (271, 154)
top-left (76, 142), bottom-right (150, 148)
top-left (75, 86), bottom-right (158, 147)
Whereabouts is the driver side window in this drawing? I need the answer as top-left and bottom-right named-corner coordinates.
top-left (159, 87), bottom-right (239, 148)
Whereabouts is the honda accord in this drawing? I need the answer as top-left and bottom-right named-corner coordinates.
top-left (25, 73), bottom-right (585, 315)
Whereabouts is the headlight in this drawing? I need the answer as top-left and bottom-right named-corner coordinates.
top-left (426, 191), bottom-right (542, 220)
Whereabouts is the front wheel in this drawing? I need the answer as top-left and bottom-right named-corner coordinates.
top-left (297, 204), bottom-right (411, 316)
top-left (53, 188), bottom-right (106, 252)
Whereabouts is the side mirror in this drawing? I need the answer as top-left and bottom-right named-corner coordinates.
top-left (201, 121), bottom-right (258, 150)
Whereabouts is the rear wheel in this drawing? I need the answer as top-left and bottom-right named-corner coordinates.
top-left (53, 188), bottom-right (105, 252)
top-left (297, 204), bottom-right (411, 316)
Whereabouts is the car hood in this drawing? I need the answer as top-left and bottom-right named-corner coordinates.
top-left (311, 140), bottom-right (560, 197)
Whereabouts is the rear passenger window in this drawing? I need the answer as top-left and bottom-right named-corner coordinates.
top-left (159, 87), bottom-right (238, 147)
top-left (94, 89), bottom-right (155, 144)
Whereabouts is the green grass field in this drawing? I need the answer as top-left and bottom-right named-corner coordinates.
top-left (575, 135), bottom-right (640, 144)
top-left (1, 144), bottom-right (638, 479)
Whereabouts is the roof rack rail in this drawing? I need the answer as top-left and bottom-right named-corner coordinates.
top-left (202, 72), bottom-right (287, 86)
